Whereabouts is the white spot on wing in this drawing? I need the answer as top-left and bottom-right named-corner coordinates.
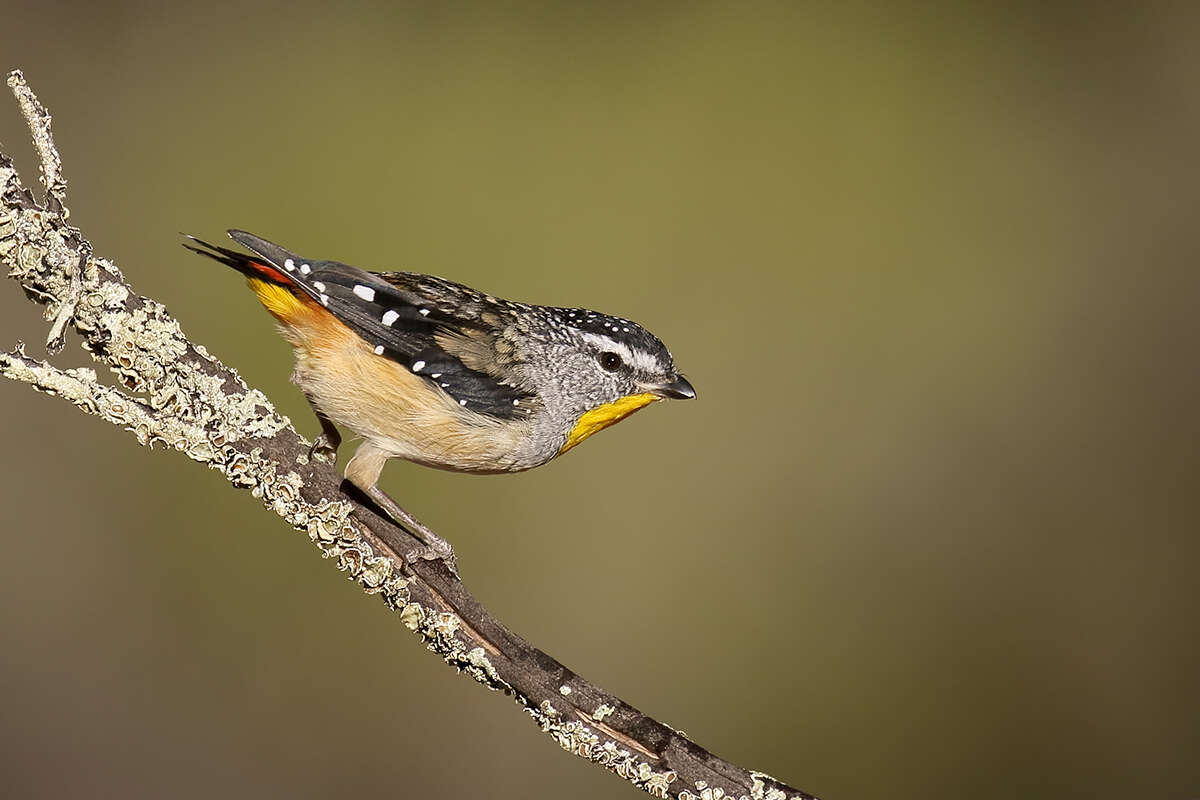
top-left (459, 398), bottom-right (468, 406)
top-left (382, 309), bottom-right (399, 326)
top-left (312, 281), bottom-right (325, 292)
top-left (300, 263), bottom-right (311, 275)
top-left (353, 285), bottom-right (375, 301)
top-left (412, 360), bottom-right (425, 372)
top-left (284, 259), bottom-right (295, 271)
top-left (373, 345), bottom-right (384, 355)
top-left (418, 308), bottom-right (431, 316)
top-left (319, 294), bottom-right (329, 306)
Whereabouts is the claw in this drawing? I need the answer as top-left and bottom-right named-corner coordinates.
top-left (303, 396), bottom-right (342, 464)
top-left (362, 484), bottom-right (459, 578)
top-left (308, 432), bottom-right (339, 463)
top-left (403, 540), bottom-right (459, 578)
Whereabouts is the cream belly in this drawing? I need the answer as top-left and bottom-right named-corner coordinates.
top-left (281, 319), bottom-right (548, 474)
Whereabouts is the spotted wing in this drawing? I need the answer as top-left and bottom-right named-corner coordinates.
top-left (227, 231), bottom-right (531, 419)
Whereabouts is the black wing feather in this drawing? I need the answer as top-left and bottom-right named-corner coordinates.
top-left (219, 231), bottom-right (530, 420)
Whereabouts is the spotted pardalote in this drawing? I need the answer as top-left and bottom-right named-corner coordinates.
top-left (186, 230), bottom-right (695, 567)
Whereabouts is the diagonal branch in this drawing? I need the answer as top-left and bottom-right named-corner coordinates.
top-left (0, 69), bottom-right (816, 800)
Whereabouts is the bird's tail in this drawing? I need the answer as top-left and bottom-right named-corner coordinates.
top-left (183, 232), bottom-right (294, 286)
top-left (183, 231), bottom-right (317, 324)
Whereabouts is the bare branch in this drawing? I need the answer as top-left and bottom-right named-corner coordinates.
top-left (0, 69), bottom-right (816, 800)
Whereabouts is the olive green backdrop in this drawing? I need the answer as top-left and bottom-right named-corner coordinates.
top-left (2, 3), bottom-right (1198, 799)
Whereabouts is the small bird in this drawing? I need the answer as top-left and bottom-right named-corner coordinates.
top-left (185, 230), bottom-right (695, 566)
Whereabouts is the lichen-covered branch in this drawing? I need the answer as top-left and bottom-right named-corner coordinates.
top-left (0, 69), bottom-right (816, 800)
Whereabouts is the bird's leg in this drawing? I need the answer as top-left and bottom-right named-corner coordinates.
top-left (344, 441), bottom-right (458, 576)
top-left (305, 395), bottom-right (341, 463)
top-left (362, 485), bottom-right (458, 573)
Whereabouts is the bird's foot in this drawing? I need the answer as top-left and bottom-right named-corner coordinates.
top-left (364, 485), bottom-right (459, 578)
top-left (308, 432), bottom-right (339, 463)
top-left (304, 400), bottom-right (342, 464)
top-left (403, 536), bottom-right (458, 576)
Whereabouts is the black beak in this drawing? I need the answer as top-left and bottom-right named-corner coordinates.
top-left (651, 374), bottom-right (696, 400)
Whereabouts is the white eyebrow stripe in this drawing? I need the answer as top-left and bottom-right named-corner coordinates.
top-left (579, 332), bottom-right (637, 365)
top-left (629, 348), bottom-right (661, 373)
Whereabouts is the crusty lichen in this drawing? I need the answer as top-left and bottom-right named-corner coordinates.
top-left (0, 153), bottom-right (416, 617)
top-left (7, 70), bottom-right (67, 210)
top-left (673, 773), bottom-right (804, 800)
top-left (592, 703), bottom-right (615, 721)
top-left (528, 700), bottom-right (678, 798)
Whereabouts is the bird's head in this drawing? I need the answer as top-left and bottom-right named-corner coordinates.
top-left (518, 307), bottom-right (695, 453)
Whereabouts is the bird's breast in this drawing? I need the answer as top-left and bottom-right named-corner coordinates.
top-left (283, 319), bottom-right (548, 473)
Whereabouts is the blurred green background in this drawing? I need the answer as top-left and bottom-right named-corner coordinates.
top-left (2, 2), bottom-right (1198, 798)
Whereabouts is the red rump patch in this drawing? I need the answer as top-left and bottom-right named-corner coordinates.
top-left (245, 259), bottom-right (292, 285)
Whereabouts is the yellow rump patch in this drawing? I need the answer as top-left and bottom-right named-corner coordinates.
top-left (559, 393), bottom-right (659, 454)
top-left (248, 276), bottom-right (307, 322)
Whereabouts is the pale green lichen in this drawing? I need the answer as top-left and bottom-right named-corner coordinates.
top-left (676, 775), bottom-right (802, 800)
top-left (528, 700), bottom-right (678, 798)
top-left (429, 611), bottom-right (461, 640)
top-left (390, 602), bottom-right (516, 693)
top-left (0, 164), bottom-right (15, 205)
top-left (400, 602), bottom-right (425, 631)
top-left (749, 773), bottom-right (791, 800)
top-left (464, 647), bottom-right (503, 686)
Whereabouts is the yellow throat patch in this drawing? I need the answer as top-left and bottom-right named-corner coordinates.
top-left (559, 393), bottom-right (659, 454)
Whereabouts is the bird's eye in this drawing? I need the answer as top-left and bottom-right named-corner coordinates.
top-left (599, 352), bottom-right (623, 372)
